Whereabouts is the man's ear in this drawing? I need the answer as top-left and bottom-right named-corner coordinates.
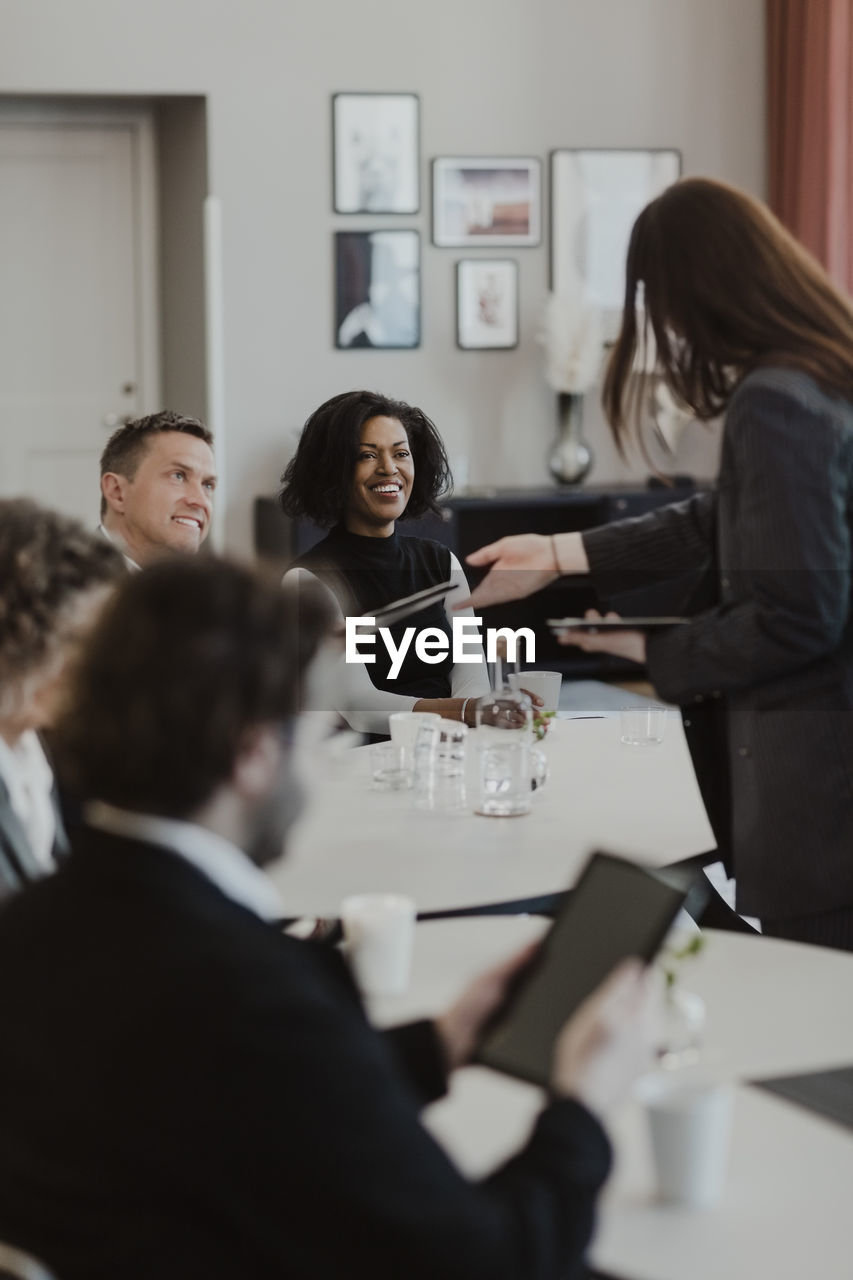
top-left (101, 471), bottom-right (128, 516)
top-left (232, 726), bottom-right (285, 800)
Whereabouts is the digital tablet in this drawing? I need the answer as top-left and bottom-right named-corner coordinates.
top-left (548, 616), bottom-right (688, 634)
top-left (366, 579), bottom-right (459, 628)
top-left (475, 852), bottom-right (696, 1087)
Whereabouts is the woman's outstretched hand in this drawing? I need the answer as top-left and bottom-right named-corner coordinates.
top-left (454, 534), bottom-right (561, 610)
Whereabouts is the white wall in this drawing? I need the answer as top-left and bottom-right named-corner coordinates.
top-left (0, 0), bottom-right (765, 553)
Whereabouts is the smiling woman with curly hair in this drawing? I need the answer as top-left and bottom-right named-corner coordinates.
top-left (0, 499), bottom-right (122, 895)
top-left (280, 390), bottom-right (490, 735)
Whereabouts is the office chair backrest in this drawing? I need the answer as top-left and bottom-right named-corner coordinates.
top-left (0, 1242), bottom-right (59, 1280)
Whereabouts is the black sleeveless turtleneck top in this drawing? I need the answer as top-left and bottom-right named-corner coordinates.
top-left (293, 525), bottom-right (453, 698)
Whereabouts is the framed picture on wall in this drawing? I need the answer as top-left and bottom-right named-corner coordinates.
top-left (432, 157), bottom-right (541, 247)
top-left (334, 230), bottom-right (420, 349)
top-left (333, 93), bottom-right (420, 214)
top-left (550, 148), bottom-right (681, 337)
top-left (456, 259), bottom-right (518, 350)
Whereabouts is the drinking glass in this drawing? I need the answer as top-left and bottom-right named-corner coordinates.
top-left (620, 704), bottom-right (668, 746)
top-left (414, 720), bottom-right (467, 812)
top-left (369, 741), bottom-right (411, 791)
top-left (475, 736), bottom-right (532, 817)
top-left (474, 641), bottom-right (534, 816)
top-left (411, 719), bottom-right (440, 791)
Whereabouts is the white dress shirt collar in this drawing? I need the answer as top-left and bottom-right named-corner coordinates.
top-left (0, 730), bottom-right (57, 871)
top-left (84, 801), bottom-right (284, 922)
top-left (98, 522), bottom-right (141, 572)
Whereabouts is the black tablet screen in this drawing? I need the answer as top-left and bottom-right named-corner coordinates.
top-left (476, 852), bottom-right (691, 1086)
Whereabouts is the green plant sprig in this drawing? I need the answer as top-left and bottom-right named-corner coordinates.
top-left (660, 932), bottom-right (706, 988)
top-left (532, 710), bottom-right (556, 741)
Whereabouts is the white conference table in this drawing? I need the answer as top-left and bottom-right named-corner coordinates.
top-left (367, 918), bottom-right (853, 1280)
top-left (273, 711), bottom-right (715, 916)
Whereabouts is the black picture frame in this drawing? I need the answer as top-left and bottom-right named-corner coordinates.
top-left (334, 230), bottom-right (421, 349)
top-left (332, 92), bottom-right (420, 214)
top-left (432, 156), bottom-right (541, 247)
top-left (456, 259), bottom-right (519, 350)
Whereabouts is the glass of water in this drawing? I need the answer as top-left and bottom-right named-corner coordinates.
top-left (369, 741), bottom-right (411, 790)
top-left (620, 704), bottom-right (668, 747)
top-left (475, 736), bottom-right (532, 817)
top-left (414, 720), bottom-right (467, 813)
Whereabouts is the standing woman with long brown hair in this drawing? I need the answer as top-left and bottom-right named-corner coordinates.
top-left (463, 177), bottom-right (853, 951)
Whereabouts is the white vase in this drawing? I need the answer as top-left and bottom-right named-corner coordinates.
top-left (659, 985), bottom-right (706, 1069)
top-left (548, 392), bottom-right (593, 485)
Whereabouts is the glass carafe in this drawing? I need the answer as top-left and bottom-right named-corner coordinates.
top-left (476, 643), bottom-right (534, 734)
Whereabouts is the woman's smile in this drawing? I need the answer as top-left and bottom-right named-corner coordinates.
top-left (346, 415), bottom-right (414, 535)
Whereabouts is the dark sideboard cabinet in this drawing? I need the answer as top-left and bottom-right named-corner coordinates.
top-left (255, 482), bottom-right (701, 676)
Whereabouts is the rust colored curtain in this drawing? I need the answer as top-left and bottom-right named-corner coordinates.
top-left (767, 0), bottom-right (853, 295)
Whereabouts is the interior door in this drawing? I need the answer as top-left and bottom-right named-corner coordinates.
top-left (0, 118), bottom-right (157, 526)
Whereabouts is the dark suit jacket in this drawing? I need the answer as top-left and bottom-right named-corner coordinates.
top-left (584, 367), bottom-right (853, 919)
top-left (0, 827), bottom-right (610, 1280)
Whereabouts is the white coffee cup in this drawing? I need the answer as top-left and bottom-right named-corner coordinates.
top-left (389, 711), bottom-right (441, 755)
top-left (340, 893), bottom-right (416, 996)
top-left (637, 1072), bottom-right (734, 1208)
top-left (509, 670), bottom-right (562, 715)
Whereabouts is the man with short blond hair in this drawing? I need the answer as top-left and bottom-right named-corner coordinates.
top-left (99, 410), bottom-right (216, 568)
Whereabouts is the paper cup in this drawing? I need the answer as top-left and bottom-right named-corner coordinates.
top-left (637, 1072), bottom-right (733, 1208)
top-left (509, 670), bottom-right (562, 715)
top-left (340, 893), bottom-right (416, 996)
top-left (389, 711), bottom-right (441, 754)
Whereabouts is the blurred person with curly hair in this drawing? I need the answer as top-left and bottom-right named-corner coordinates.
top-left (0, 499), bottom-right (122, 894)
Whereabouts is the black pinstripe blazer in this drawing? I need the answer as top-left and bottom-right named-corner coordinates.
top-left (583, 367), bottom-right (853, 919)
